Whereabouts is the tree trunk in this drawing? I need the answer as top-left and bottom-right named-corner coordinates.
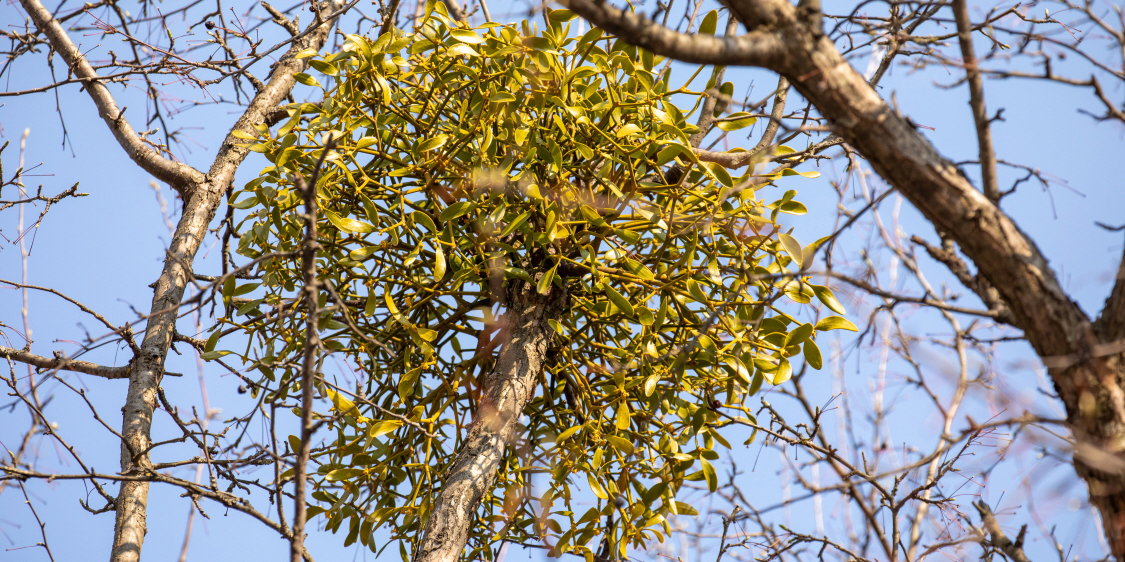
top-left (414, 282), bottom-right (567, 562)
top-left (0, 5), bottom-right (349, 559)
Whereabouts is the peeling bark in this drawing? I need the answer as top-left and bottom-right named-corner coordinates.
top-left (414, 282), bottom-right (567, 562)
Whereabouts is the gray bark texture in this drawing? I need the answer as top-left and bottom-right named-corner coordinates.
top-left (16, 2), bottom-right (341, 561)
top-left (413, 282), bottom-right (567, 562)
top-left (561, 0), bottom-right (1125, 556)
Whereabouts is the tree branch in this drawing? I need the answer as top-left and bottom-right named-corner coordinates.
top-left (560, 0), bottom-right (788, 67)
top-left (952, 0), bottom-right (1000, 203)
top-left (1096, 245), bottom-right (1125, 342)
top-left (108, 5), bottom-right (345, 562)
top-left (0, 346), bottom-right (129, 379)
top-left (17, 0), bottom-right (205, 200)
top-left (973, 501), bottom-right (1032, 562)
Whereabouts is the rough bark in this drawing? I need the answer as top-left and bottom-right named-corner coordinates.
top-left (14, 2), bottom-right (345, 561)
top-left (413, 282), bottom-right (567, 562)
top-left (562, 0), bottom-right (1125, 555)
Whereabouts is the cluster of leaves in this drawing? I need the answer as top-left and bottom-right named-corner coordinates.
top-left (216, 2), bottom-right (854, 560)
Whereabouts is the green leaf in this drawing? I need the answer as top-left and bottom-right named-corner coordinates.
top-left (556, 426), bottom-right (582, 443)
top-left (655, 143), bottom-right (691, 166)
top-left (587, 474), bottom-right (608, 500)
top-left (369, 419), bottom-right (403, 438)
top-left (716, 112), bottom-right (757, 131)
top-left (439, 201), bottom-right (477, 222)
top-left (412, 211), bottom-right (438, 233)
top-left (327, 468), bottom-right (364, 481)
top-left (446, 43), bottom-right (479, 57)
top-left (687, 279), bottom-right (709, 304)
top-left (698, 10), bottom-right (719, 35)
top-left (779, 233), bottom-right (804, 268)
top-left (637, 307), bottom-right (654, 326)
top-left (308, 59), bottom-right (339, 76)
top-left (700, 458), bottom-right (717, 493)
top-left (781, 168), bottom-right (821, 179)
top-left (548, 9), bottom-right (577, 21)
top-left (615, 402), bottom-right (631, 430)
top-left (605, 285), bottom-right (634, 317)
top-left (398, 367), bottom-right (421, 401)
top-left (784, 323), bottom-right (813, 347)
top-left (204, 330), bottom-right (221, 353)
top-left (433, 243), bottom-right (447, 281)
top-left (803, 340), bottom-right (823, 370)
top-left (325, 210), bottom-right (376, 234)
top-left (815, 316), bottom-right (858, 332)
top-left (605, 435), bottom-right (634, 456)
top-left (703, 161), bottom-right (733, 187)
top-left (774, 358), bottom-right (793, 384)
top-left (418, 135), bottom-right (448, 152)
top-left (615, 124), bottom-right (643, 138)
top-left (503, 267), bottom-right (532, 282)
top-left (811, 285), bottom-right (846, 314)
top-left (294, 73), bottom-right (321, 87)
top-left (537, 263), bottom-right (558, 295)
top-left (449, 29), bottom-right (486, 44)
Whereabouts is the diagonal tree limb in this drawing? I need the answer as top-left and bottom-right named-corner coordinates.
top-left (18, 0), bottom-right (206, 200)
top-left (11, 2), bottom-right (354, 560)
top-left (557, 0), bottom-right (787, 67)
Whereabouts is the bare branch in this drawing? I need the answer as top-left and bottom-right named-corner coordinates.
top-left (17, 0), bottom-right (206, 199)
top-left (0, 345), bottom-right (130, 379)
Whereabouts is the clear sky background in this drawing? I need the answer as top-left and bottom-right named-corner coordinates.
top-left (1, 0), bottom-right (1123, 560)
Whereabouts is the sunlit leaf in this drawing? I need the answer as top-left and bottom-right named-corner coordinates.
top-left (815, 316), bottom-right (859, 332)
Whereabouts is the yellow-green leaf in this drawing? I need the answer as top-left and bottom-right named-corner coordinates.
top-left (815, 316), bottom-right (858, 332)
top-left (803, 340), bottom-right (823, 370)
top-left (605, 285), bottom-right (634, 317)
top-left (687, 279), bottom-right (709, 304)
top-left (774, 358), bottom-right (793, 384)
top-left (811, 285), bottom-right (846, 314)
top-left (439, 201), bottom-right (476, 222)
top-left (556, 426), bottom-right (582, 443)
top-left (449, 29), bottom-right (485, 44)
top-left (716, 112), bottom-right (757, 131)
top-left (615, 124), bottom-right (643, 138)
top-left (418, 135), bottom-right (448, 152)
top-left (698, 10), bottom-right (719, 35)
top-left (368, 420), bottom-right (403, 438)
top-left (587, 474), bottom-right (608, 500)
top-left (700, 458), bottom-right (717, 493)
top-left (433, 243), bottom-right (447, 281)
top-left (325, 210), bottom-right (376, 234)
top-left (779, 233), bottom-right (804, 268)
top-left (537, 263), bottom-right (558, 295)
top-left (294, 72), bottom-right (321, 87)
top-left (398, 367), bottom-right (421, 401)
top-left (447, 43), bottom-right (479, 57)
top-left (605, 435), bottom-right (634, 456)
top-left (615, 402), bottom-right (631, 430)
top-left (349, 246), bottom-right (379, 261)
